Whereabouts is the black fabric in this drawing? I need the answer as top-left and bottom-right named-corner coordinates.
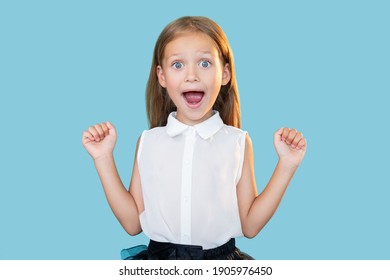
top-left (146, 238), bottom-right (254, 260)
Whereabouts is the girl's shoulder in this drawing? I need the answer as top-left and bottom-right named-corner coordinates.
top-left (139, 126), bottom-right (166, 142)
top-left (216, 124), bottom-right (248, 149)
top-left (142, 126), bottom-right (166, 135)
top-left (220, 124), bottom-right (247, 137)
top-left (140, 126), bottom-right (171, 142)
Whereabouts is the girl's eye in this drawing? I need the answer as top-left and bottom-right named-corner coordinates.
top-left (199, 60), bottom-right (211, 68)
top-left (172, 62), bottom-right (183, 69)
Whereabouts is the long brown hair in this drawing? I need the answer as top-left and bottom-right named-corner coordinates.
top-left (146, 16), bottom-right (241, 128)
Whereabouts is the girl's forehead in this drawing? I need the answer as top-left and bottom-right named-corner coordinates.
top-left (163, 32), bottom-right (220, 57)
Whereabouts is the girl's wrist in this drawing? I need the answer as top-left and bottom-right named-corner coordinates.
top-left (94, 153), bottom-right (114, 164)
top-left (277, 158), bottom-right (299, 173)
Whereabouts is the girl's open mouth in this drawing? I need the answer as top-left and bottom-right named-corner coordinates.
top-left (183, 91), bottom-right (204, 108)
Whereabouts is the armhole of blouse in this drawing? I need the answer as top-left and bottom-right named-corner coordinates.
top-left (137, 130), bottom-right (146, 166)
top-left (235, 131), bottom-right (248, 185)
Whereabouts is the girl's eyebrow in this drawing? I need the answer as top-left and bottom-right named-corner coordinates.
top-left (197, 50), bottom-right (216, 56)
top-left (166, 53), bottom-right (181, 58)
top-left (166, 51), bottom-right (215, 59)
top-left (164, 53), bottom-right (183, 62)
top-left (198, 52), bottom-right (216, 58)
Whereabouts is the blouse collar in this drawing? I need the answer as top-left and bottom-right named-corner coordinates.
top-left (166, 111), bottom-right (224, 140)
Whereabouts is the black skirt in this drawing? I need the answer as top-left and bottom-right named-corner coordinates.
top-left (121, 238), bottom-right (253, 260)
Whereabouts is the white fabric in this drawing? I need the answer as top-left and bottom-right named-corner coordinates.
top-left (137, 111), bottom-right (247, 249)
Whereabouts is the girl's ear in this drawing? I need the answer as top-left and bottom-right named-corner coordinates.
top-left (157, 65), bottom-right (167, 88)
top-left (221, 63), bottom-right (231, 86)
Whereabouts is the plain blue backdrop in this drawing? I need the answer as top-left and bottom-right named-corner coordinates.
top-left (1, 0), bottom-right (389, 259)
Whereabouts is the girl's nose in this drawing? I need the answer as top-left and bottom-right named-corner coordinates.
top-left (184, 65), bottom-right (199, 82)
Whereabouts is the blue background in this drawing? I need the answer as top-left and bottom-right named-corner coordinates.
top-left (1, 0), bottom-right (389, 260)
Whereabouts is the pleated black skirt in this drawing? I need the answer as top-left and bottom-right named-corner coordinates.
top-left (121, 238), bottom-right (254, 260)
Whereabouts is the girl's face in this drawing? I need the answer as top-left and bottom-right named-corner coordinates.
top-left (157, 32), bottom-right (231, 125)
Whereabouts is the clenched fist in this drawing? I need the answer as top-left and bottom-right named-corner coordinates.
top-left (274, 127), bottom-right (307, 167)
top-left (82, 122), bottom-right (117, 160)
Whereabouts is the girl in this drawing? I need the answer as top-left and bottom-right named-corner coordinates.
top-left (82, 16), bottom-right (306, 260)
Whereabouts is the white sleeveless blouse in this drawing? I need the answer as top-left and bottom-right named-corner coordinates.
top-left (137, 111), bottom-right (246, 249)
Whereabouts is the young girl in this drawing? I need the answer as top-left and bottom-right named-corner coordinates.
top-left (82, 16), bottom-right (306, 260)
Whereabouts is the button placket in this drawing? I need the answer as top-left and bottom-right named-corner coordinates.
top-left (180, 127), bottom-right (196, 244)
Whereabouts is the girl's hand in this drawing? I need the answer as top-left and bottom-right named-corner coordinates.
top-left (274, 127), bottom-right (307, 167)
top-left (82, 122), bottom-right (117, 160)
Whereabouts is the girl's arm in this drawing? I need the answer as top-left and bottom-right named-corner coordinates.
top-left (82, 122), bottom-right (143, 236)
top-left (237, 128), bottom-right (306, 238)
